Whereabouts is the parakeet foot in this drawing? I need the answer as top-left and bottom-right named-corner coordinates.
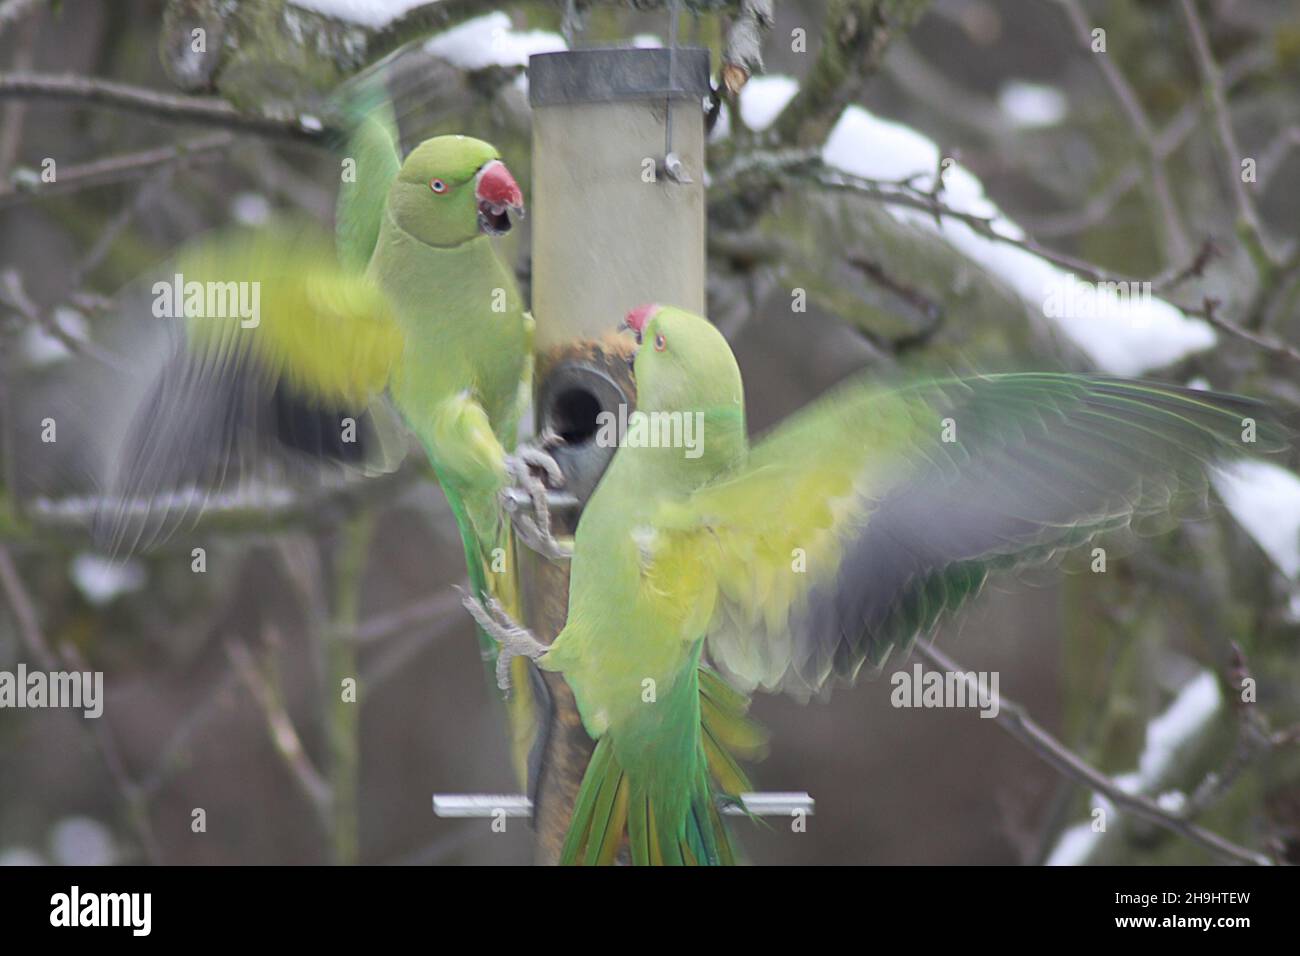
top-left (503, 446), bottom-right (573, 561)
top-left (460, 592), bottom-right (548, 693)
top-left (507, 445), bottom-right (564, 485)
top-left (536, 426), bottom-right (567, 451)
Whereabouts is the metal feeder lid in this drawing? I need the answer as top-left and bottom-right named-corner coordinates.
top-left (528, 47), bottom-right (712, 107)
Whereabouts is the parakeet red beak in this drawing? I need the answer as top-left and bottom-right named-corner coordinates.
top-left (622, 303), bottom-right (660, 345)
top-left (475, 160), bottom-right (525, 237)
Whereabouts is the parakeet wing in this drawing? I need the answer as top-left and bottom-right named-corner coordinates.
top-left (333, 79), bottom-right (401, 273)
top-left (95, 221), bottom-right (407, 555)
top-left (644, 374), bottom-right (1281, 698)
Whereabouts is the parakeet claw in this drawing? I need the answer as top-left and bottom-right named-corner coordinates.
top-left (536, 426), bottom-right (567, 451)
top-left (508, 445), bottom-right (564, 486)
top-left (503, 446), bottom-right (573, 561)
top-left (459, 591), bottom-right (549, 693)
top-left (512, 511), bottom-right (575, 561)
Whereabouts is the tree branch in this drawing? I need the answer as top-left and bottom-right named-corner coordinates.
top-left (1050, 0), bottom-right (1191, 263)
top-left (770, 0), bottom-right (932, 147)
top-left (0, 268), bottom-right (122, 369)
top-left (0, 72), bottom-right (334, 141)
top-left (716, 151), bottom-right (1300, 370)
top-left (1178, 0), bottom-right (1278, 275)
top-left (0, 0), bottom-right (42, 37)
top-left (0, 544), bottom-right (162, 862)
top-left (725, 153), bottom-right (1187, 291)
top-left (0, 132), bottom-right (233, 209)
top-left (912, 641), bottom-right (1273, 866)
top-left (226, 639), bottom-right (334, 834)
top-left (1196, 296), bottom-right (1300, 367)
top-left (322, 510), bottom-right (373, 865)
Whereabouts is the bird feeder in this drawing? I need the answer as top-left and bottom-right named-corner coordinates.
top-left (519, 46), bottom-right (711, 863)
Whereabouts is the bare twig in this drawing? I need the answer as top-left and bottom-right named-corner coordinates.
top-left (0, 72), bottom-right (333, 142)
top-left (0, 342), bottom-right (18, 524)
top-left (0, 13), bottom-right (37, 177)
top-left (845, 254), bottom-right (944, 353)
top-left (1149, 236), bottom-right (1222, 293)
top-left (0, 268), bottom-right (122, 369)
top-left (1257, 126), bottom-right (1300, 192)
top-left (355, 585), bottom-right (464, 644)
top-left (0, 545), bottom-right (59, 670)
top-left (805, 163), bottom-right (1166, 287)
top-left (0, 0), bottom-right (42, 37)
top-left (1186, 643), bottom-right (1275, 815)
top-left (770, 0), bottom-right (933, 148)
top-left (1195, 296), bottom-right (1300, 367)
top-left (884, 41), bottom-right (1009, 137)
top-left (359, 587), bottom-right (465, 689)
top-left (0, 132), bottom-right (233, 209)
top-left (1019, 44), bottom-right (1267, 239)
top-left (1051, 0), bottom-right (1190, 262)
top-left (137, 665), bottom-right (242, 801)
top-left (226, 639), bottom-right (334, 832)
top-left (0, 544), bottom-right (161, 862)
top-left (71, 171), bottom-right (171, 290)
top-left (14, 463), bottom-right (422, 545)
top-left (1178, 0), bottom-right (1278, 274)
top-left (913, 641), bottom-right (1273, 866)
top-left (718, 151), bottom-right (1300, 369)
top-left (323, 511), bottom-right (374, 865)
top-left (1024, 106), bottom-right (1199, 238)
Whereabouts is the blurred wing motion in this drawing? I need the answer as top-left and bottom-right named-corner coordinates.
top-left (333, 81), bottom-right (401, 274)
top-left (647, 374), bottom-right (1284, 697)
top-left (94, 223), bottom-right (406, 555)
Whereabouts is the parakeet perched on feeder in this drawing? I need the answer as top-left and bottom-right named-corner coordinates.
top-left (464, 303), bottom-right (1285, 865)
top-left (98, 102), bottom-right (553, 774)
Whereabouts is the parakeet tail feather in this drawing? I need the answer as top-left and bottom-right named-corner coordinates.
top-left (561, 675), bottom-right (758, 865)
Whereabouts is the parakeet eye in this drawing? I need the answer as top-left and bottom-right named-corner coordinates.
top-left (430, 179), bottom-right (448, 194)
top-left (654, 333), bottom-right (666, 352)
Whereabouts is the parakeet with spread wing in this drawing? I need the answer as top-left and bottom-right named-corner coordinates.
top-left (464, 303), bottom-right (1286, 865)
top-left (96, 95), bottom-right (557, 774)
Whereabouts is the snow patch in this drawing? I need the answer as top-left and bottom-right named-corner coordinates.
top-left (1045, 671), bottom-right (1221, 865)
top-left (710, 99), bottom-right (732, 143)
top-left (425, 13), bottom-right (565, 70)
top-left (290, 0), bottom-right (429, 28)
top-left (1136, 671), bottom-right (1221, 786)
top-left (231, 192), bottom-right (272, 227)
top-left (0, 847), bottom-right (44, 866)
top-left (1045, 822), bottom-right (1097, 866)
top-left (1213, 459), bottom-right (1300, 579)
top-left (70, 553), bottom-right (146, 606)
top-left (998, 80), bottom-right (1067, 128)
top-left (822, 105), bottom-right (1217, 374)
top-left (738, 74), bottom-right (799, 132)
top-left (20, 307), bottom-right (89, 366)
top-left (49, 817), bottom-right (115, 866)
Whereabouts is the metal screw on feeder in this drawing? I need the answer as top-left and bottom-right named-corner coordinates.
top-left (509, 42), bottom-right (711, 863)
top-left (662, 0), bottom-right (693, 184)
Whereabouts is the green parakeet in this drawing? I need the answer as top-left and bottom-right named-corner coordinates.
top-left (466, 304), bottom-right (1285, 865)
top-left (98, 106), bottom-right (542, 773)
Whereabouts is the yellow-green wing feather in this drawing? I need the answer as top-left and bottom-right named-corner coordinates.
top-left (646, 374), bottom-right (1283, 697)
top-left (333, 83), bottom-right (402, 274)
top-left (96, 221), bottom-right (406, 554)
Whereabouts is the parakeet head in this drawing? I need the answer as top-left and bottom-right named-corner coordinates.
top-left (387, 135), bottom-right (524, 246)
top-left (622, 304), bottom-right (744, 417)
